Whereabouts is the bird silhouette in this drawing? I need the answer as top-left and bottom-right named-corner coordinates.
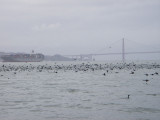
top-left (143, 79), bottom-right (149, 84)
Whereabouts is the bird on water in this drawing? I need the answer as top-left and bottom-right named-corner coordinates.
top-left (143, 79), bottom-right (149, 84)
top-left (128, 95), bottom-right (130, 99)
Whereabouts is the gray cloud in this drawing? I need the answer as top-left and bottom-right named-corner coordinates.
top-left (0, 0), bottom-right (160, 59)
top-left (32, 23), bottom-right (62, 31)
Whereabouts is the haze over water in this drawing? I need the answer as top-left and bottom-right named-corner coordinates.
top-left (0, 61), bottom-right (160, 120)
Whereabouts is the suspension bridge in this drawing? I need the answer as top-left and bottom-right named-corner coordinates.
top-left (64, 38), bottom-right (160, 61)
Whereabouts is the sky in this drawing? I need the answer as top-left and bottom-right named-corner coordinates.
top-left (0, 0), bottom-right (160, 59)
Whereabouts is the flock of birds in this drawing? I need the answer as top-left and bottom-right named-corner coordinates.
top-left (0, 62), bottom-right (159, 74)
top-left (0, 62), bottom-right (159, 73)
top-left (0, 62), bottom-right (159, 99)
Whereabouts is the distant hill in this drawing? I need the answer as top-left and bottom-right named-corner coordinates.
top-left (0, 52), bottom-right (7, 61)
top-left (45, 54), bottom-right (74, 61)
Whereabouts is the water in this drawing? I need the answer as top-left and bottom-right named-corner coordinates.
top-left (0, 61), bottom-right (160, 120)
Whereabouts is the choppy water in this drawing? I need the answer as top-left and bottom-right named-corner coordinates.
top-left (0, 61), bottom-right (160, 120)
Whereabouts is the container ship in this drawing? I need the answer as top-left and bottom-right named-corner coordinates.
top-left (1, 52), bottom-right (44, 62)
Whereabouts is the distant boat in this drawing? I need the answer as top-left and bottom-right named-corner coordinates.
top-left (1, 53), bottom-right (44, 62)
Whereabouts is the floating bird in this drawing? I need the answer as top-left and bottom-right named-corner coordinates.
top-left (128, 95), bottom-right (130, 99)
top-left (143, 79), bottom-right (149, 84)
top-left (130, 71), bottom-right (134, 74)
top-left (154, 72), bottom-right (158, 75)
top-left (144, 74), bottom-right (149, 76)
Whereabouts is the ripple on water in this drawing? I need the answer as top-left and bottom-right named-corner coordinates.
top-left (146, 94), bottom-right (157, 96)
top-left (124, 107), bottom-right (160, 113)
top-left (66, 88), bottom-right (80, 93)
top-left (5, 100), bottom-right (35, 103)
top-left (43, 104), bottom-right (62, 108)
top-left (0, 82), bottom-right (16, 85)
top-left (82, 99), bottom-right (91, 102)
top-left (0, 103), bottom-right (18, 107)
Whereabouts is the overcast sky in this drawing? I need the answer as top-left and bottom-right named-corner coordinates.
top-left (0, 0), bottom-right (160, 57)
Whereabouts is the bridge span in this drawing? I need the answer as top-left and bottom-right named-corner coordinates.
top-left (64, 39), bottom-right (160, 61)
top-left (64, 51), bottom-right (160, 61)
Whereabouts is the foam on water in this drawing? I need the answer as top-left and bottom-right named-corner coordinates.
top-left (0, 61), bottom-right (160, 120)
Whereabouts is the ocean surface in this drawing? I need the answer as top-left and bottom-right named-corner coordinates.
top-left (0, 61), bottom-right (160, 120)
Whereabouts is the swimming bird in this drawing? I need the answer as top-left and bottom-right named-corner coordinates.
top-left (128, 95), bottom-right (130, 99)
top-left (144, 74), bottom-right (149, 76)
top-left (154, 72), bottom-right (158, 75)
top-left (130, 71), bottom-right (134, 74)
top-left (143, 79), bottom-right (149, 84)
